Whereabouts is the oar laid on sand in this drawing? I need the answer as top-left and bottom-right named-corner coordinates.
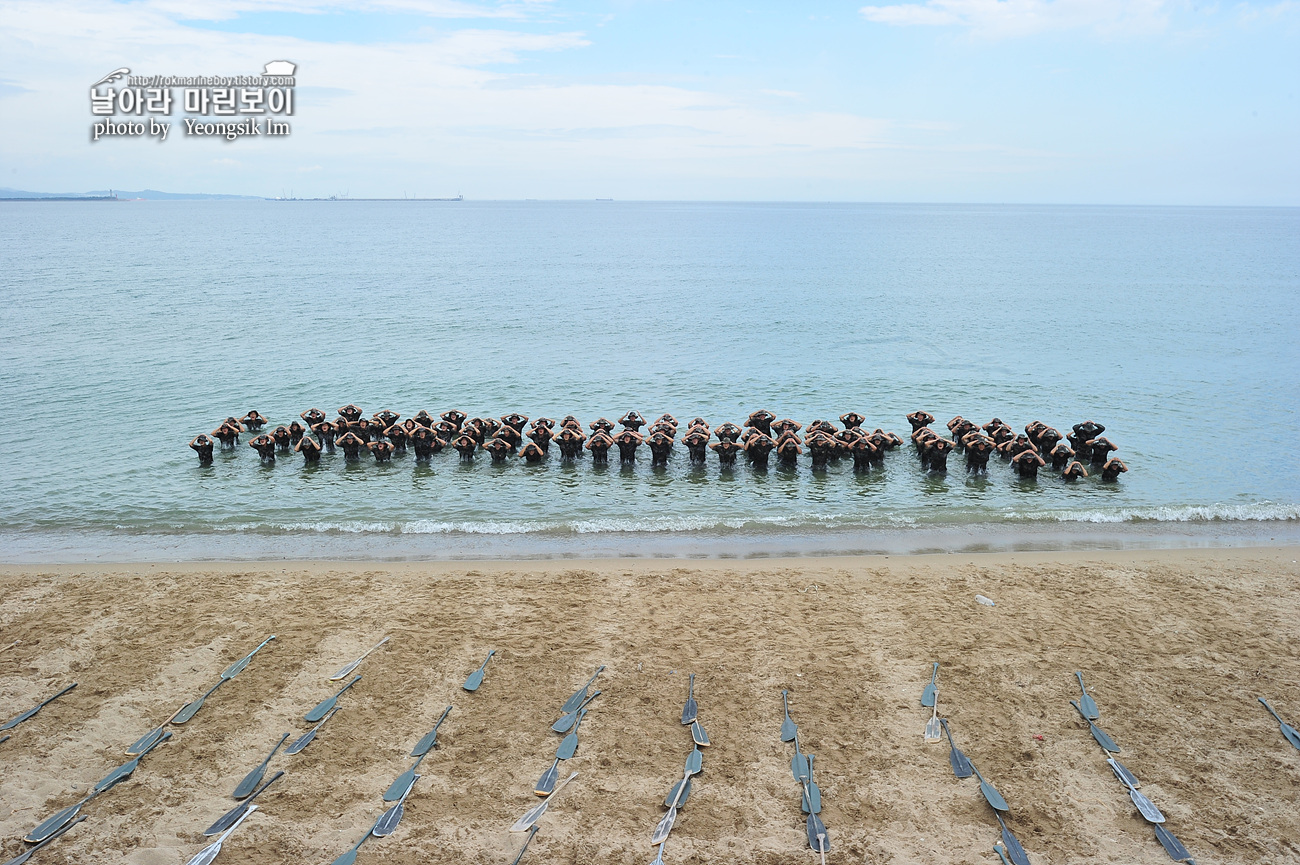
top-left (561, 666), bottom-right (604, 713)
top-left (556, 709), bottom-right (587, 760)
top-left (411, 705), bottom-right (452, 756)
top-left (1, 815), bottom-right (85, 865)
top-left (924, 690), bottom-right (942, 744)
top-left (993, 843), bottom-right (1013, 865)
top-left (509, 825), bottom-right (540, 865)
top-left (552, 691), bottom-right (600, 734)
top-left (372, 775), bottom-right (418, 837)
top-left (921, 663), bottom-right (938, 708)
top-left (26, 733), bottom-right (171, 843)
top-left (462, 650), bottom-right (496, 692)
top-left (940, 719), bottom-right (974, 779)
top-left (1071, 700), bottom-right (1120, 753)
top-left (512, 771), bottom-right (578, 832)
top-left (995, 814), bottom-right (1031, 865)
top-left (691, 718), bottom-right (710, 748)
top-left (1259, 697), bottom-right (1300, 750)
top-left (652, 757), bottom-right (698, 845)
top-left (205, 771), bottom-right (283, 836)
top-left (969, 761), bottom-right (1009, 813)
top-left (681, 673), bottom-right (698, 725)
top-left (173, 681), bottom-right (227, 726)
top-left (328, 816), bottom-right (382, 865)
top-left (233, 733), bottom-right (289, 799)
top-left (286, 707), bottom-right (339, 755)
top-left (802, 779), bottom-right (829, 854)
top-left (330, 637), bottom-right (389, 681)
top-left (183, 803), bottom-right (256, 865)
top-left (780, 690), bottom-right (797, 742)
top-left (801, 754), bottom-right (823, 814)
top-left (306, 676), bottom-right (361, 722)
top-left (384, 753), bottom-right (428, 802)
top-left (2, 683), bottom-right (77, 731)
top-left (1108, 759), bottom-right (1164, 824)
top-left (126, 703), bottom-right (186, 755)
top-left (791, 729), bottom-right (809, 782)
top-left (1075, 672), bottom-right (1100, 720)
top-left (0, 735), bottom-right (8, 746)
top-left (222, 636), bottom-right (276, 681)
top-left (1153, 824), bottom-right (1195, 863)
top-left (1107, 756), bottom-right (1141, 788)
top-left (534, 758), bottom-right (562, 797)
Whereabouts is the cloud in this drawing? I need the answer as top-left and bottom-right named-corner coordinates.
top-left (860, 0), bottom-right (1173, 38)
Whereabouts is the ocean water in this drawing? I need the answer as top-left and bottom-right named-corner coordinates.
top-left (1, 201), bottom-right (1297, 561)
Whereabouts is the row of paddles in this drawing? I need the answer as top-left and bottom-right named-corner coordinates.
top-left (781, 690), bottom-right (829, 863)
top-left (648, 673), bottom-right (712, 862)
top-left (504, 664), bottom-right (606, 864)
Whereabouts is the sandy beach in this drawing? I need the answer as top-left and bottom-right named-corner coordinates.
top-left (2, 546), bottom-right (1298, 865)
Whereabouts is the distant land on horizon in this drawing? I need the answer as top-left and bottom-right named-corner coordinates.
top-left (0, 187), bottom-right (261, 201)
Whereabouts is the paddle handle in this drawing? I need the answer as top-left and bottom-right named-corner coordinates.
top-left (248, 770), bottom-right (284, 803)
top-left (550, 771), bottom-right (579, 799)
top-left (335, 675), bottom-right (362, 698)
top-left (355, 637), bottom-right (390, 664)
top-left (43, 682), bottom-right (79, 707)
top-left (688, 673), bottom-right (694, 698)
top-left (1259, 697), bottom-right (1283, 723)
top-left (217, 804), bottom-right (257, 844)
top-left (930, 663), bottom-right (939, 683)
top-left (267, 731), bottom-right (290, 761)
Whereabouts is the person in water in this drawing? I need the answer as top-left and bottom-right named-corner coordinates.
top-left (189, 434), bottom-right (214, 464)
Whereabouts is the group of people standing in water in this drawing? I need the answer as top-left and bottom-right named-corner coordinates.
top-left (187, 405), bottom-right (1127, 482)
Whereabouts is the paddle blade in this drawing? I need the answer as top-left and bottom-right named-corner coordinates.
top-left (1090, 720), bottom-right (1121, 753)
top-left (691, 720), bottom-right (710, 747)
top-left (305, 697), bottom-right (337, 723)
top-left (126, 726), bottom-right (165, 756)
top-left (802, 780), bottom-right (822, 814)
top-left (1279, 720), bottom-right (1300, 750)
top-left (534, 761), bottom-right (560, 796)
top-left (25, 804), bottom-right (80, 843)
top-left (285, 728), bottom-right (318, 755)
top-left (203, 802), bottom-right (249, 837)
top-left (1000, 823), bottom-right (1031, 865)
top-left (949, 746), bottom-right (974, 779)
top-left (921, 683), bottom-right (936, 708)
top-left (1154, 824), bottom-right (1194, 862)
top-left (232, 763), bottom-right (266, 800)
top-left (557, 730), bottom-right (579, 761)
top-left (94, 755), bottom-right (142, 793)
top-left (383, 771), bottom-right (416, 803)
top-left (1079, 693), bottom-right (1100, 720)
top-left (561, 687), bottom-right (588, 714)
top-left (551, 710), bottom-right (577, 734)
top-left (685, 747), bottom-right (703, 775)
top-left (183, 839), bottom-right (224, 865)
top-left (1128, 785), bottom-right (1166, 824)
top-left (780, 716), bottom-right (796, 742)
top-left (511, 799), bottom-right (550, 833)
top-left (172, 695), bottom-right (208, 725)
top-left (680, 697), bottom-right (697, 726)
top-left (650, 806), bottom-right (677, 846)
top-left (791, 750), bottom-right (808, 781)
top-left (806, 813), bottom-right (828, 851)
top-left (1108, 757), bottom-right (1140, 788)
top-left (664, 777), bottom-right (692, 808)
top-left (0, 706), bottom-right (39, 730)
top-left (410, 710), bottom-right (451, 756)
top-left (924, 715), bottom-right (942, 743)
top-left (371, 802), bottom-right (406, 837)
top-left (979, 777), bottom-right (1009, 813)
top-left (329, 851), bottom-right (359, 865)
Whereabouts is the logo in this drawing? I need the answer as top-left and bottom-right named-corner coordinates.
top-left (88, 62), bottom-right (297, 143)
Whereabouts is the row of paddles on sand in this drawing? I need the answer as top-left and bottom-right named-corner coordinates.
top-left (781, 689), bottom-right (831, 863)
top-left (647, 673), bottom-right (712, 862)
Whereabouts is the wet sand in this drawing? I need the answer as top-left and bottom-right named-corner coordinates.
top-left (1, 547), bottom-right (1298, 864)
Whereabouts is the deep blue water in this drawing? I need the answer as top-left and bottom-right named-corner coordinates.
top-left (0, 201), bottom-right (1296, 560)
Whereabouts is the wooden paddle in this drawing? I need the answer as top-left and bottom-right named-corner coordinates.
top-left (780, 690), bottom-right (796, 742)
top-left (1259, 697), bottom-right (1300, 750)
top-left (511, 771), bottom-right (578, 831)
top-left (126, 703), bottom-right (186, 755)
top-left (921, 663), bottom-right (938, 707)
top-left (509, 825), bottom-right (540, 865)
top-left (1071, 700), bottom-right (1120, 752)
top-left (372, 774), bottom-right (418, 837)
top-left (995, 813), bottom-right (1030, 865)
top-left (680, 673), bottom-right (698, 725)
top-left (462, 650), bottom-right (496, 692)
top-left (184, 803), bottom-right (256, 865)
top-left (384, 753), bottom-right (427, 801)
top-left (173, 680), bottom-right (226, 725)
top-left (969, 762), bottom-right (1009, 813)
top-left (306, 676), bottom-right (361, 722)
top-left (411, 705), bottom-right (452, 756)
top-left (1075, 671), bottom-right (1099, 720)
top-left (561, 667), bottom-right (604, 713)
top-left (233, 733), bottom-right (289, 799)
top-left (1153, 824), bottom-right (1194, 862)
top-left (286, 707), bottom-right (338, 755)
top-left (924, 690), bottom-right (942, 743)
top-left (552, 691), bottom-right (600, 734)
top-left (1, 814), bottom-right (85, 865)
top-left (329, 637), bottom-right (389, 681)
top-left (556, 709), bottom-right (587, 760)
top-left (1, 683), bottom-right (77, 731)
top-left (940, 719), bottom-right (974, 778)
top-left (691, 719), bottom-right (710, 748)
top-left (801, 754), bottom-right (822, 814)
top-left (534, 758), bottom-right (561, 796)
top-left (222, 636), bottom-right (276, 680)
top-left (205, 771), bottom-right (283, 836)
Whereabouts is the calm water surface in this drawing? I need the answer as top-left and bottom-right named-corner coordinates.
top-left (1, 201), bottom-right (1296, 560)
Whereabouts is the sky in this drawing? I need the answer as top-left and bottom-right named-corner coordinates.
top-left (0, 0), bottom-right (1297, 203)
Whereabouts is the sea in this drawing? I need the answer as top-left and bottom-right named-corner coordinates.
top-left (1, 201), bottom-right (1297, 562)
